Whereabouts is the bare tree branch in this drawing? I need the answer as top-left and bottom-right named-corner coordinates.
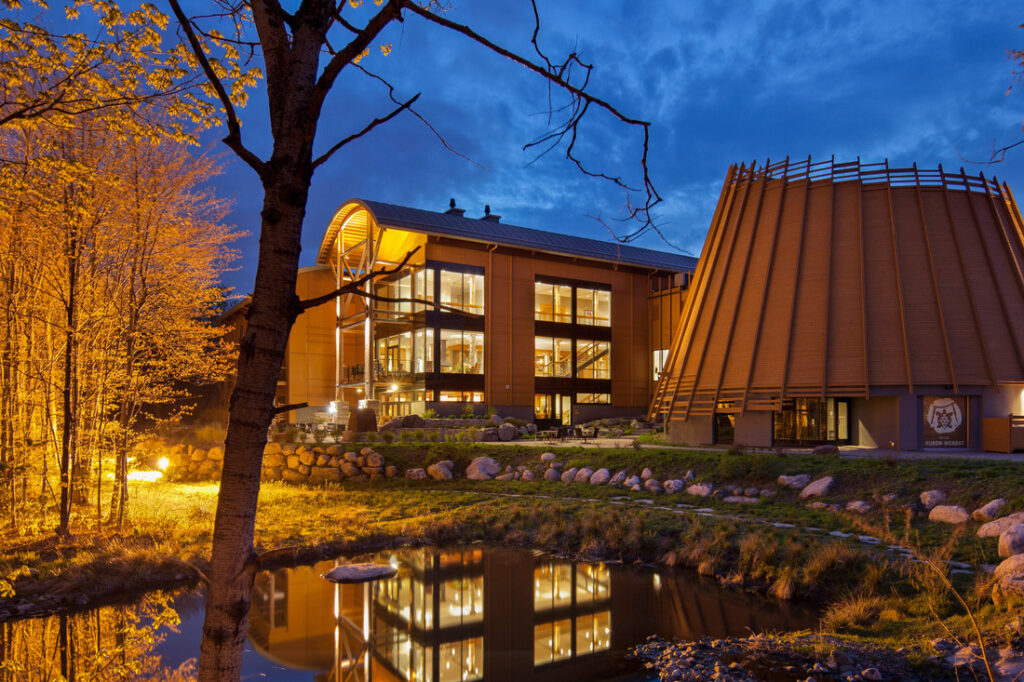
top-left (298, 246), bottom-right (419, 311)
top-left (167, 0), bottom-right (267, 177)
top-left (273, 401), bottom-right (308, 414)
top-left (312, 92), bottom-right (421, 169)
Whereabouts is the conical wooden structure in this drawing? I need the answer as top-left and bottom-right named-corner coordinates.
top-left (651, 157), bottom-right (1024, 449)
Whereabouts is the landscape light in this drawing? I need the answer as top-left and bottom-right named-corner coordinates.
top-left (157, 456), bottom-right (170, 471)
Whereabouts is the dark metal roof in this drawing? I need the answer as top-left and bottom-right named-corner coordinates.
top-left (359, 199), bottom-right (696, 273)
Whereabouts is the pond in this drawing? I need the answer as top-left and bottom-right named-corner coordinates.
top-left (0, 547), bottom-right (818, 681)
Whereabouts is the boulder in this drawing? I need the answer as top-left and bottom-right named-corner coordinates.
top-left (282, 445), bottom-right (297, 454)
top-left (480, 427), bottom-right (499, 442)
top-left (541, 452), bottom-right (557, 462)
top-left (640, 467), bottom-right (653, 480)
top-left (264, 466), bottom-right (282, 481)
top-left (759, 488), bottom-right (775, 498)
top-left (298, 449), bottom-right (315, 466)
top-left (427, 463), bottom-right (453, 481)
top-left (560, 467), bottom-right (578, 483)
top-left (920, 489), bottom-right (947, 510)
top-left (723, 495), bottom-right (760, 504)
top-left (999, 524), bottom-right (1024, 558)
top-left (608, 470), bottom-right (627, 487)
top-left (778, 474), bottom-right (812, 490)
top-left (380, 417), bottom-right (402, 431)
top-left (282, 469), bottom-right (306, 483)
top-left (405, 468), bottom-right (428, 480)
top-left (979, 512), bottom-right (1024, 538)
top-left (437, 459), bottom-right (454, 470)
top-left (264, 453), bottom-right (286, 468)
top-left (191, 448), bottom-right (207, 462)
top-left (995, 554), bottom-right (1024, 581)
top-left (929, 505), bottom-right (971, 524)
top-left (846, 500), bottom-right (872, 514)
top-left (340, 462), bottom-right (360, 477)
top-left (495, 472), bottom-right (515, 481)
top-left (663, 479), bottom-right (685, 494)
top-left (316, 454), bottom-right (330, 467)
top-left (521, 470), bottom-right (535, 482)
top-left (384, 465), bottom-right (398, 478)
top-left (973, 498), bottom-right (1008, 522)
top-left (489, 414), bottom-right (503, 426)
top-left (686, 483), bottom-right (714, 498)
top-left (326, 444), bottom-right (344, 456)
top-left (497, 423), bottom-right (517, 441)
top-left (744, 487), bottom-right (760, 498)
top-left (365, 452), bottom-right (385, 468)
top-left (812, 444), bottom-right (839, 456)
top-left (644, 478), bottom-right (663, 494)
top-left (544, 468), bottom-right (561, 482)
top-left (362, 466), bottom-right (383, 478)
top-left (208, 447), bottom-right (224, 461)
top-left (466, 456), bottom-right (501, 480)
top-left (344, 451), bottom-right (359, 462)
top-left (286, 455), bottom-right (300, 469)
top-left (298, 464), bottom-right (311, 475)
top-left (309, 466), bottom-right (343, 483)
top-left (684, 470), bottom-right (695, 481)
top-left (799, 476), bottom-right (835, 498)
top-left (548, 461), bottom-right (563, 469)
top-left (360, 446), bottom-right (375, 456)
top-left (589, 468), bottom-right (610, 485)
top-left (264, 442), bottom-right (283, 456)
top-left (623, 475), bottom-right (641, 488)
top-left (401, 413), bottom-right (425, 428)
top-left (574, 467), bottom-right (594, 483)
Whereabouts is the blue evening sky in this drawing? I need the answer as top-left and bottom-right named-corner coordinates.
top-left (204, 1), bottom-right (1024, 294)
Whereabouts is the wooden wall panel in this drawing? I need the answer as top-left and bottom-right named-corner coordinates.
top-left (861, 187), bottom-right (907, 386)
top-left (826, 181), bottom-right (867, 389)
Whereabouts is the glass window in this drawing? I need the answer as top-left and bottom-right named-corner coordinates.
top-left (438, 637), bottom-right (483, 682)
top-left (653, 348), bottom-right (669, 381)
top-left (534, 561), bottom-right (574, 611)
top-left (576, 287), bottom-right (594, 325)
top-left (575, 611), bottom-right (611, 655)
top-left (575, 563), bottom-right (610, 604)
top-left (554, 338), bottom-right (572, 377)
top-left (413, 328), bottom-right (434, 373)
top-left (535, 394), bottom-right (551, 419)
top-left (534, 281), bottom-right (554, 321)
top-left (465, 272), bottom-right (485, 315)
top-left (553, 284), bottom-right (572, 323)
top-left (414, 267), bottom-right (435, 312)
top-left (439, 329), bottom-right (484, 374)
top-left (535, 337), bottom-right (553, 377)
top-left (439, 270), bottom-right (463, 310)
top-left (594, 289), bottom-right (610, 327)
top-left (396, 273), bottom-right (412, 313)
top-left (577, 340), bottom-right (610, 379)
top-left (534, 619), bottom-right (572, 666)
top-left (438, 575), bottom-right (484, 627)
top-left (576, 393), bottom-right (611, 405)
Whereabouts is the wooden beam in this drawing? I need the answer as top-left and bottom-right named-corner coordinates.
top-left (883, 159), bottom-right (915, 392)
top-left (856, 159), bottom-right (870, 397)
top-left (778, 156), bottom-right (812, 401)
top-left (821, 155), bottom-right (836, 398)
top-left (912, 163), bottom-right (957, 392)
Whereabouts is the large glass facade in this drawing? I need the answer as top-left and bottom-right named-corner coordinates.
top-left (440, 270), bottom-right (484, 315)
top-left (533, 561), bottom-right (612, 666)
top-left (576, 287), bottom-right (611, 327)
top-left (535, 279), bottom-right (610, 325)
top-left (534, 337), bottom-right (573, 377)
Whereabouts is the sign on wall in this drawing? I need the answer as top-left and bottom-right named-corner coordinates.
top-left (922, 396), bottom-right (968, 448)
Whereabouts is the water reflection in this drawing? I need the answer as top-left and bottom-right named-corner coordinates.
top-left (246, 547), bottom-right (817, 682)
top-left (0, 548), bottom-right (818, 681)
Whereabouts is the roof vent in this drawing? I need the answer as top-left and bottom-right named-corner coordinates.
top-left (482, 204), bottom-right (501, 222)
top-left (445, 198), bottom-right (465, 217)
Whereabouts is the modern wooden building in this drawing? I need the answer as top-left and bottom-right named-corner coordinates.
top-left (651, 157), bottom-right (1024, 450)
top-left (272, 199), bottom-right (696, 425)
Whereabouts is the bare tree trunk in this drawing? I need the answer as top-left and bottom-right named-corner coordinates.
top-left (197, 152), bottom-right (310, 680)
top-left (58, 216), bottom-right (79, 538)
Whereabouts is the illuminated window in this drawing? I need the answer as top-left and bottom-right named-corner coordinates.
top-left (439, 269), bottom-right (484, 315)
top-left (534, 337), bottom-right (572, 377)
top-left (575, 563), bottom-right (610, 604)
top-left (439, 391), bottom-right (483, 402)
top-left (413, 328), bottom-right (434, 373)
top-left (535, 394), bottom-right (551, 419)
top-left (438, 636), bottom-right (483, 682)
top-left (576, 287), bottom-right (610, 326)
top-left (534, 561), bottom-right (574, 611)
top-left (577, 340), bottom-right (610, 379)
top-left (576, 393), bottom-right (611, 405)
top-left (438, 576), bottom-right (484, 627)
top-left (377, 332), bottom-right (412, 374)
top-left (533, 618), bottom-right (573, 666)
top-left (440, 330), bottom-right (483, 374)
top-left (653, 348), bottom-right (669, 381)
top-left (534, 281), bottom-right (571, 322)
top-left (414, 267), bottom-right (435, 312)
top-left (575, 611), bottom-right (611, 655)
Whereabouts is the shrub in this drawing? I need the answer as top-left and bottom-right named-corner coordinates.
top-left (412, 428), bottom-right (425, 442)
top-left (365, 432), bottom-right (379, 443)
top-left (484, 406), bottom-right (497, 418)
top-left (427, 430), bottom-right (440, 442)
top-left (423, 408), bottom-right (438, 419)
top-left (381, 430), bottom-right (395, 444)
top-left (312, 427), bottom-right (326, 444)
top-left (822, 595), bottom-right (885, 631)
top-left (461, 404), bottom-right (475, 419)
top-left (285, 426), bottom-right (299, 442)
top-left (296, 430), bottom-right (308, 443)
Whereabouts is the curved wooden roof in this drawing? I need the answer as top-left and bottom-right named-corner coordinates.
top-left (651, 157), bottom-right (1024, 420)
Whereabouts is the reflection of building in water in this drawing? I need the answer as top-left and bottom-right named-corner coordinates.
top-left (245, 547), bottom-right (815, 682)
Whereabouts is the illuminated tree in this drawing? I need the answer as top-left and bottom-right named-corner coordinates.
top-left (166, 1), bottom-right (660, 679)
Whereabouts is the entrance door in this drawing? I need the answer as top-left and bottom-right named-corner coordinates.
top-left (535, 393), bottom-right (572, 431)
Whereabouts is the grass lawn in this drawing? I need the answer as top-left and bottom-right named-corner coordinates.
top-left (2, 443), bottom-right (1022, 654)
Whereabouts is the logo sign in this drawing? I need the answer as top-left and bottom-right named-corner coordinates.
top-left (923, 396), bottom-right (968, 448)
